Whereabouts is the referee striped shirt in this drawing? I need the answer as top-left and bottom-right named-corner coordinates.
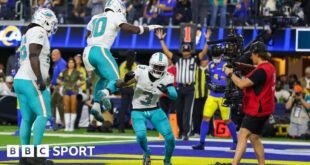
top-left (172, 55), bottom-right (200, 84)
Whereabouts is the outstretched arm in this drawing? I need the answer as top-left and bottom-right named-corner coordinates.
top-left (116, 71), bottom-right (137, 88)
top-left (120, 23), bottom-right (162, 35)
top-left (224, 67), bottom-right (254, 90)
top-left (155, 29), bottom-right (173, 59)
top-left (198, 29), bottom-right (212, 60)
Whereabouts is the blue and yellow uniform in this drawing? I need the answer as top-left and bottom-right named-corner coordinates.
top-left (193, 59), bottom-right (238, 150)
top-left (203, 61), bottom-right (230, 120)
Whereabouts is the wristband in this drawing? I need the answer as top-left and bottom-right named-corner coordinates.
top-left (138, 25), bottom-right (144, 35)
top-left (159, 38), bottom-right (164, 40)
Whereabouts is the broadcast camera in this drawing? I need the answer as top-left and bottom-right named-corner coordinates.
top-left (207, 28), bottom-right (245, 110)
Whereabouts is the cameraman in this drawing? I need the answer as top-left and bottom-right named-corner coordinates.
top-left (223, 41), bottom-right (275, 165)
top-left (192, 44), bottom-right (238, 150)
top-left (286, 85), bottom-right (310, 138)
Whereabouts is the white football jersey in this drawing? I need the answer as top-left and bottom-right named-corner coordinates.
top-left (132, 65), bottom-right (174, 109)
top-left (15, 26), bottom-right (50, 81)
top-left (86, 11), bottom-right (127, 48)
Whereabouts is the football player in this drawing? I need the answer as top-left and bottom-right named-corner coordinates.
top-left (117, 52), bottom-right (177, 165)
top-left (83, 0), bottom-right (162, 125)
top-left (14, 8), bottom-right (57, 165)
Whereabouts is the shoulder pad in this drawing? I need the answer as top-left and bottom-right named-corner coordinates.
top-left (138, 65), bottom-right (147, 70)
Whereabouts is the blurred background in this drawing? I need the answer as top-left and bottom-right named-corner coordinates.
top-left (0, 0), bottom-right (309, 140)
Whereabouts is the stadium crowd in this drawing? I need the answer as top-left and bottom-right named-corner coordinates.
top-left (1, 0), bottom-right (310, 27)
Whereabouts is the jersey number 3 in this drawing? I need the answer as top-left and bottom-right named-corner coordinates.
top-left (92, 17), bottom-right (107, 37)
top-left (140, 91), bottom-right (153, 106)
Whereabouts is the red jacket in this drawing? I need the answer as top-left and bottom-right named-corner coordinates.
top-left (242, 62), bottom-right (276, 117)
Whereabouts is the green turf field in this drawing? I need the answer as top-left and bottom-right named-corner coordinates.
top-left (0, 125), bottom-right (160, 150)
top-left (0, 125), bottom-right (309, 150)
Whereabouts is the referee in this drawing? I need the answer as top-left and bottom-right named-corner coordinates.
top-left (155, 29), bottom-right (211, 140)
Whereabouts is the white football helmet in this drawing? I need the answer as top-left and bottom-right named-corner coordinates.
top-left (149, 52), bottom-right (168, 78)
top-left (104, 0), bottom-right (127, 17)
top-left (32, 8), bottom-right (58, 36)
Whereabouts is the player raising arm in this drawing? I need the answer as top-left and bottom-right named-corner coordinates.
top-left (117, 53), bottom-right (177, 165)
top-left (83, 0), bottom-right (162, 125)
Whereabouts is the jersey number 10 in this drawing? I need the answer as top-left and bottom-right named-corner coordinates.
top-left (91, 17), bottom-right (107, 37)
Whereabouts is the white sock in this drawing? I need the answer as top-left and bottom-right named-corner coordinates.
top-left (64, 113), bottom-right (70, 131)
top-left (92, 102), bottom-right (101, 112)
top-left (70, 113), bottom-right (77, 131)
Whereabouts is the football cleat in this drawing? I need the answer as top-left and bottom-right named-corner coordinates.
top-left (143, 154), bottom-right (151, 165)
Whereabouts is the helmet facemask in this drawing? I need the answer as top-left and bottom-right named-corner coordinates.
top-left (150, 64), bottom-right (166, 78)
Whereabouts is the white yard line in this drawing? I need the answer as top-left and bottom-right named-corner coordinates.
top-left (0, 132), bottom-right (310, 146)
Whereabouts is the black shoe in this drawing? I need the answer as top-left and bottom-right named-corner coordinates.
top-left (182, 135), bottom-right (189, 141)
top-left (118, 129), bottom-right (125, 133)
top-left (164, 160), bottom-right (172, 165)
top-left (143, 154), bottom-right (151, 165)
top-left (98, 126), bottom-right (113, 133)
top-left (87, 124), bottom-right (97, 132)
top-left (19, 157), bottom-right (28, 165)
top-left (177, 132), bottom-right (183, 139)
top-left (215, 162), bottom-right (232, 165)
top-left (192, 143), bottom-right (205, 150)
top-left (28, 157), bottom-right (53, 165)
top-left (189, 132), bottom-right (195, 137)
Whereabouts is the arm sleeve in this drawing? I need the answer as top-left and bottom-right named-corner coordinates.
top-left (167, 86), bottom-right (178, 100)
top-left (113, 13), bottom-right (127, 27)
top-left (248, 69), bottom-right (267, 86)
top-left (27, 28), bottom-right (46, 45)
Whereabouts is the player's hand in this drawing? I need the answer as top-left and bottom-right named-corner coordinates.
top-left (116, 79), bottom-right (125, 88)
top-left (205, 28), bottom-right (212, 41)
top-left (148, 25), bottom-right (163, 31)
top-left (36, 77), bottom-right (46, 91)
top-left (155, 29), bottom-right (166, 40)
top-left (124, 71), bottom-right (135, 83)
top-left (157, 84), bottom-right (168, 93)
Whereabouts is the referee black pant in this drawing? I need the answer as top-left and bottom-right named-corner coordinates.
top-left (119, 87), bottom-right (134, 131)
top-left (191, 97), bottom-right (206, 134)
top-left (176, 84), bottom-right (195, 137)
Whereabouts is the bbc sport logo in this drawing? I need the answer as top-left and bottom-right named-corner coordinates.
top-left (7, 145), bottom-right (95, 158)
